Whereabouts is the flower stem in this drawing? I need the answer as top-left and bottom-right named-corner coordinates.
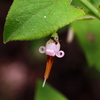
top-left (80, 0), bottom-right (100, 19)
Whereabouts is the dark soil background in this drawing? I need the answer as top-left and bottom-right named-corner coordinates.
top-left (0, 0), bottom-right (100, 100)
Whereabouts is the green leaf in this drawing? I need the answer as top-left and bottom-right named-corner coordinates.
top-left (71, 20), bottom-right (100, 71)
top-left (34, 80), bottom-right (68, 100)
top-left (4, 0), bottom-right (85, 43)
top-left (71, 0), bottom-right (89, 12)
top-left (72, 0), bottom-right (100, 19)
top-left (90, 0), bottom-right (100, 10)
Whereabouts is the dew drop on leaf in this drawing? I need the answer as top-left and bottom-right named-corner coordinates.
top-left (44, 16), bottom-right (46, 18)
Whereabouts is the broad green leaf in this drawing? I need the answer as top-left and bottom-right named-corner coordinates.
top-left (71, 20), bottom-right (100, 71)
top-left (34, 80), bottom-right (68, 100)
top-left (4, 0), bottom-right (85, 43)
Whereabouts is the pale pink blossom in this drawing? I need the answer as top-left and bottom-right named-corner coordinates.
top-left (39, 40), bottom-right (64, 58)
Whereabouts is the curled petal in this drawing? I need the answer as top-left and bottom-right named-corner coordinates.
top-left (56, 50), bottom-right (65, 58)
top-left (39, 46), bottom-right (46, 53)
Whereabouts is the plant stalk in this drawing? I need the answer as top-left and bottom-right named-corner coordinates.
top-left (80, 0), bottom-right (100, 19)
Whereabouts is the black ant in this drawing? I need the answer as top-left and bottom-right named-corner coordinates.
top-left (50, 37), bottom-right (58, 45)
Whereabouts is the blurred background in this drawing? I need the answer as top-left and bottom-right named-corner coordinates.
top-left (0, 0), bottom-right (100, 100)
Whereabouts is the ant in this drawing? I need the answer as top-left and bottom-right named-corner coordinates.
top-left (50, 37), bottom-right (58, 45)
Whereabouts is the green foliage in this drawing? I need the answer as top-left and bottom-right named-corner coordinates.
top-left (72, 0), bottom-right (100, 19)
top-left (71, 0), bottom-right (100, 71)
top-left (3, 0), bottom-right (85, 43)
top-left (71, 20), bottom-right (100, 71)
top-left (71, 0), bottom-right (89, 12)
top-left (3, 0), bottom-right (100, 99)
top-left (34, 80), bottom-right (68, 100)
top-left (90, 0), bottom-right (100, 10)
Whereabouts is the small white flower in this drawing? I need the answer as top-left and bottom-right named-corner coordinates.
top-left (39, 33), bottom-right (65, 87)
top-left (39, 37), bottom-right (64, 58)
